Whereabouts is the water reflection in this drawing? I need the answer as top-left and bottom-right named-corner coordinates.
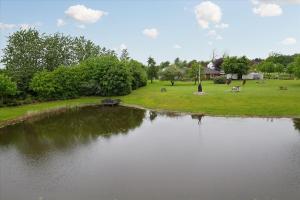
top-left (0, 106), bottom-right (145, 157)
top-left (293, 118), bottom-right (300, 133)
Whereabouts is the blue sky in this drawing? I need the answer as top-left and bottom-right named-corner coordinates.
top-left (0, 0), bottom-right (300, 64)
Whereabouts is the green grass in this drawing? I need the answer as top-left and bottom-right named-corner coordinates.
top-left (0, 80), bottom-right (300, 125)
top-left (120, 80), bottom-right (300, 117)
top-left (0, 97), bottom-right (102, 124)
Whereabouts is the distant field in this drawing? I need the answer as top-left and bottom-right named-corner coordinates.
top-left (0, 80), bottom-right (300, 125)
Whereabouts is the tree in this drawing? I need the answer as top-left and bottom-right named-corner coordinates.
top-left (159, 61), bottom-right (170, 69)
top-left (289, 56), bottom-right (300, 78)
top-left (222, 56), bottom-right (250, 79)
top-left (42, 33), bottom-right (75, 71)
top-left (147, 57), bottom-right (158, 83)
top-left (0, 74), bottom-right (17, 104)
top-left (1, 29), bottom-right (44, 93)
top-left (257, 61), bottom-right (275, 74)
top-left (188, 61), bottom-right (203, 84)
top-left (72, 36), bottom-right (100, 62)
top-left (159, 65), bottom-right (182, 86)
top-left (120, 49), bottom-right (130, 61)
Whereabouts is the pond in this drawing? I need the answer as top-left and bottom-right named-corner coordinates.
top-left (0, 106), bottom-right (300, 200)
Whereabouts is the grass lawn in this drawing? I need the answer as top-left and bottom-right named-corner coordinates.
top-left (120, 79), bottom-right (300, 117)
top-left (0, 79), bottom-right (299, 125)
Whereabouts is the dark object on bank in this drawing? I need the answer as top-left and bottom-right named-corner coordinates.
top-left (101, 98), bottom-right (121, 106)
top-left (242, 79), bottom-right (246, 85)
top-left (279, 86), bottom-right (288, 90)
top-left (198, 83), bottom-right (202, 92)
top-left (161, 88), bottom-right (167, 92)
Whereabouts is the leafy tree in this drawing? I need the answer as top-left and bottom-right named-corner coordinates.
top-left (188, 61), bottom-right (203, 84)
top-left (266, 52), bottom-right (294, 67)
top-left (257, 61), bottom-right (275, 74)
top-left (159, 61), bottom-right (170, 69)
top-left (42, 33), bottom-right (75, 71)
top-left (120, 49), bottom-right (130, 61)
top-left (0, 74), bottom-right (17, 104)
top-left (147, 57), bottom-right (158, 83)
top-left (72, 36), bottom-right (100, 62)
top-left (222, 56), bottom-right (250, 79)
top-left (290, 56), bottom-right (300, 78)
top-left (1, 29), bottom-right (44, 93)
top-left (159, 65), bottom-right (182, 86)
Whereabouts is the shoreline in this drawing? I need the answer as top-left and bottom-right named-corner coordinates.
top-left (1, 101), bottom-right (299, 129)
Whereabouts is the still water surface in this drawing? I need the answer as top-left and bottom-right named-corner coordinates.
top-left (0, 106), bottom-right (300, 200)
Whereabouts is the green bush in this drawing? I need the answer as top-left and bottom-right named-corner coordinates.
top-left (0, 74), bottom-right (17, 105)
top-left (213, 76), bottom-right (226, 84)
top-left (79, 55), bottom-right (132, 96)
top-left (125, 60), bottom-right (147, 90)
top-left (30, 66), bottom-right (80, 100)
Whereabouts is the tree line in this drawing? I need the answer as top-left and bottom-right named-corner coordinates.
top-left (0, 29), bottom-right (300, 106)
top-left (0, 29), bottom-right (146, 106)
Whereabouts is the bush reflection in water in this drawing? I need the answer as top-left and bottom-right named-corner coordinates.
top-left (0, 106), bottom-right (146, 157)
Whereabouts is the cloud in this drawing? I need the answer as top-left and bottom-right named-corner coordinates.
top-left (215, 23), bottom-right (229, 29)
top-left (253, 3), bottom-right (282, 16)
top-left (281, 37), bottom-right (297, 45)
top-left (65, 5), bottom-right (107, 23)
top-left (57, 19), bottom-right (66, 27)
top-left (207, 30), bottom-right (223, 40)
top-left (0, 22), bottom-right (41, 31)
top-left (173, 44), bottom-right (182, 49)
top-left (194, 1), bottom-right (222, 29)
top-left (142, 28), bottom-right (159, 39)
top-left (0, 22), bottom-right (17, 30)
top-left (253, 0), bottom-right (300, 4)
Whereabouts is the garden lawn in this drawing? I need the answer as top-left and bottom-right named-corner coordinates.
top-left (0, 80), bottom-right (300, 125)
top-left (121, 80), bottom-right (300, 117)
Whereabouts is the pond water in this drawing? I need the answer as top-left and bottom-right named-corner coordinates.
top-left (0, 106), bottom-right (300, 200)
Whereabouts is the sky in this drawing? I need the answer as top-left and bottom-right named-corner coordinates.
top-left (0, 0), bottom-right (300, 64)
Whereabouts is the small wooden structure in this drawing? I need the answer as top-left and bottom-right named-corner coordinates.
top-left (101, 99), bottom-right (121, 106)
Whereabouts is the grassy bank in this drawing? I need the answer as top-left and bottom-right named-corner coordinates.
top-left (0, 97), bottom-right (102, 125)
top-left (0, 80), bottom-right (300, 126)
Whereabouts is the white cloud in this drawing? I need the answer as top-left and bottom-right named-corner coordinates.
top-left (215, 23), bottom-right (229, 29)
top-left (208, 41), bottom-right (213, 46)
top-left (194, 1), bottom-right (222, 29)
top-left (19, 22), bottom-right (42, 30)
top-left (57, 19), bottom-right (66, 27)
top-left (65, 5), bottom-right (107, 23)
top-left (0, 22), bottom-right (16, 30)
top-left (253, 3), bottom-right (282, 16)
top-left (253, 0), bottom-right (300, 4)
top-left (207, 30), bottom-right (223, 40)
top-left (281, 37), bottom-right (297, 45)
top-left (173, 44), bottom-right (182, 49)
top-left (76, 24), bottom-right (86, 29)
top-left (142, 28), bottom-right (159, 39)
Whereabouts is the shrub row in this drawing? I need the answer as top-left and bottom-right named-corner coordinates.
top-left (213, 76), bottom-right (227, 84)
top-left (30, 55), bottom-right (147, 100)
